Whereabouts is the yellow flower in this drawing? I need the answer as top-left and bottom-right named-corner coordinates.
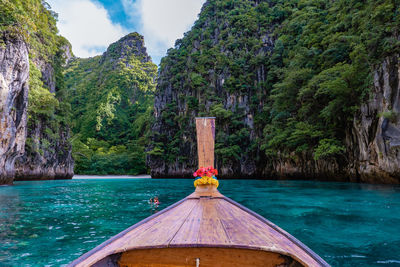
top-left (194, 176), bottom-right (219, 188)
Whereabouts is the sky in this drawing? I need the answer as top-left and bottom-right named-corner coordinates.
top-left (47, 0), bottom-right (206, 65)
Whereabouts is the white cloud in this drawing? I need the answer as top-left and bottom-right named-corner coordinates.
top-left (48, 0), bottom-right (128, 58)
top-left (123, 0), bottom-right (206, 64)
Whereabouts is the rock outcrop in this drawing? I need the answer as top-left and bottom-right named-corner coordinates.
top-left (64, 32), bottom-right (156, 175)
top-left (14, 117), bottom-right (74, 181)
top-left (0, 1), bottom-right (73, 184)
top-left (148, 0), bottom-right (400, 184)
top-left (102, 33), bottom-right (152, 64)
top-left (266, 56), bottom-right (400, 184)
top-left (148, 0), bottom-right (273, 178)
top-left (151, 50), bottom-right (400, 184)
top-left (14, 42), bottom-right (74, 181)
top-left (346, 56), bottom-right (400, 184)
top-left (0, 34), bottom-right (29, 185)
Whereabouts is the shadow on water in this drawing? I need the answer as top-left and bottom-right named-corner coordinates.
top-left (0, 179), bottom-right (399, 266)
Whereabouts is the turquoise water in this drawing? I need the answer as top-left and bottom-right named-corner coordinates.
top-left (0, 179), bottom-right (399, 267)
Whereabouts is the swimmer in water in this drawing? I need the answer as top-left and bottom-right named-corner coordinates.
top-left (153, 196), bottom-right (159, 205)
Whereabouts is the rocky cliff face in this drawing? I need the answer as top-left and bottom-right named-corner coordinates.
top-left (14, 43), bottom-right (74, 181)
top-left (266, 56), bottom-right (400, 184)
top-left (14, 116), bottom-right (74, 181)
top-left (0, 1), bottom-right (74, 184)
top-left (151, 55), bottom-right (400, 184)
top-left (102, 33), bottom-right (152, 64)
top-left (0, 34), bottom-right (29, 185)
top-left (347, 56), bottom-right (400, 184)
top-left (65, 32), bottom-right (156, 175)
top-left (149, 0), bottom-right (400, 184)
top-left (148, 0), bottom-right (273, 178)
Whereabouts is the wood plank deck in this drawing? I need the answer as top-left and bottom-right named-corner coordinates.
top-left (69, 186), bottom-right (329, 267)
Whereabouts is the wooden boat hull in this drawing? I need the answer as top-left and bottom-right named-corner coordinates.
top-left (70, 119), bottom-right (329, 266)
top-left (69, 186), bottom-right (329, 267)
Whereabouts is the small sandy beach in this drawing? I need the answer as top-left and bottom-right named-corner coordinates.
top-left (73, 175), bottom-right (151, 179)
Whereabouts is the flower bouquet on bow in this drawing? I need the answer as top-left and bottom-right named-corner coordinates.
top-left (193, 166), bottom-right (219, 188)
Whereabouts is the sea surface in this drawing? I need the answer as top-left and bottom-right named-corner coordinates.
top-left (0, 179), bottom-right (399, 266)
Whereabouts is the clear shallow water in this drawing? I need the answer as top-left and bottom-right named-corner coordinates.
top-left (0, 179), bottom-right (399, 267)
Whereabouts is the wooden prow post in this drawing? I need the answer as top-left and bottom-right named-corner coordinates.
top-left (195, 117), bottom-right (215, 168)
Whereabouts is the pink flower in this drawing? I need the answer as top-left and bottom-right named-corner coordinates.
top-left (193, 166), bottom-right (218, 179)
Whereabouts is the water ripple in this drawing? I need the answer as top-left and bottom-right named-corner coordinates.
top-left (0, 179), bottom-right (399, 266)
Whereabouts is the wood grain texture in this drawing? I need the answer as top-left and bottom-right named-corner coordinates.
top-left (187, 184), bottom-right (223, 198)
top-left (69, 186), bottom-right (330, 267)
top-left (71, 199), bottom-right (198, 267)
top-left (118, 248), bottom-right (302, 267)
top-left (195, 117), bottom-right (215, 168)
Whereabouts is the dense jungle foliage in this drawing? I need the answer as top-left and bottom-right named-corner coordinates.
top-left (262, 0), bottom-right (400, 160)
top-left (65, 33), bottom-right (157, 175)
top-left (3, 0), bottom-right (399, 176)
top-left (150, 0), bottom-right (400, 171)
top-left (1, 0), bottom-right (72, 159)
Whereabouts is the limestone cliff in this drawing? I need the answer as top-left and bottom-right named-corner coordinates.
top-left (148, 0), bottom-right (273, 178)
top-left (0, 0), bottom-right (74, 184)
top-left (14, 40), bottom-right (74, 181)
top-left (0, 34), bottom-right (29, 185)
top-left (65, 32), bottom-right (156, 175)
top-left (347, 56), bottom-right (400, 184)
top-left (265, 56), bottom-right (400, 184)
top-left (148, 0), bottom-right (400, 184)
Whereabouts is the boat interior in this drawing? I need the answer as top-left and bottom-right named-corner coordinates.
top-left (92, 247), bottom-right (304, 267)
